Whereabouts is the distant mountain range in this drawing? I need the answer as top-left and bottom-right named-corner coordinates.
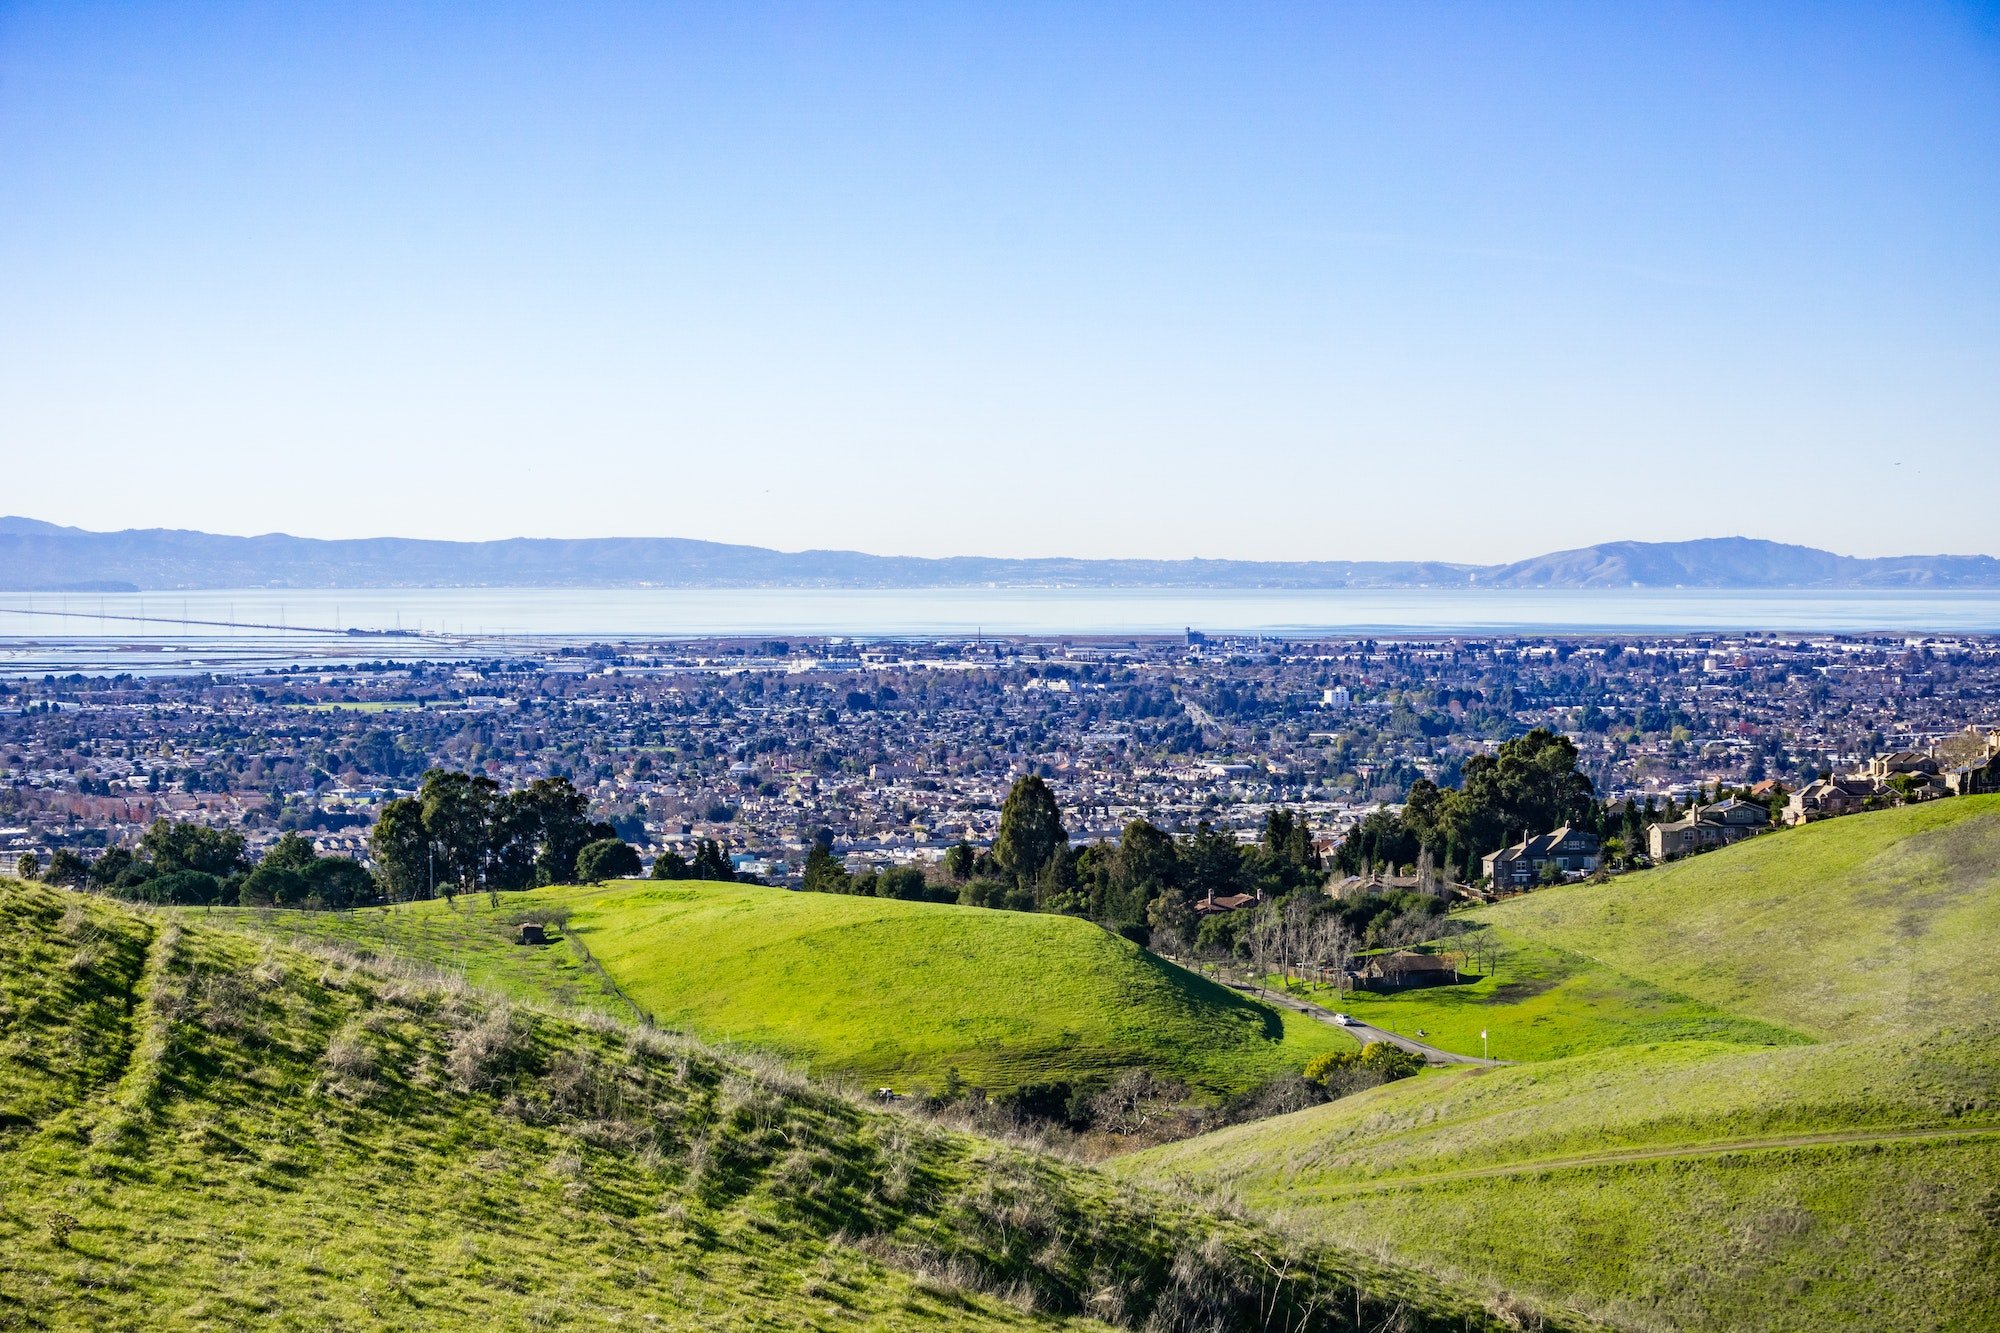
top-left (1, 519), bottom-right (1995, 591)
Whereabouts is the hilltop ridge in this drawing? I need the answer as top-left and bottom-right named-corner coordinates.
top-left (2, 521), bottom-right (1995, 590)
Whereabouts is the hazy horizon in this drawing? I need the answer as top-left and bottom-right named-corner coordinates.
top-left (7, 516), bottom-right (2000, 567)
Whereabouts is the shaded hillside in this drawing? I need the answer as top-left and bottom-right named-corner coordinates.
top-left (0, 878), bottom-right (1573, 1332)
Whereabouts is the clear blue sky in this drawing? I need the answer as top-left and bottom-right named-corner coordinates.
top-left (3, 2), bottom-right (1996, 562)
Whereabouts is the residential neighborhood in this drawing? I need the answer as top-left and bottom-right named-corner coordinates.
top-left (3, 631), bottom-right (1998, 891)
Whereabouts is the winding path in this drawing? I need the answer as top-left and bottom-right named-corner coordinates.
top-left (1226, 979), bottom-right (1508, 1067)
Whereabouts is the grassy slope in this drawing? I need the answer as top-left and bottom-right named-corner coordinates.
top-left (565, 881), bottom-right (1352, 1095)
top-left (0, 878), bottom-right (1553, 1332)
top-left (1481, 794), bottom-right (2000, 1039)
top-left (1281, 935), bottom-right (1806, 1063)
top-left (1120, 800), bottom-right (2000, 1332)
top-left (226, 881), bottom-right (1352, 1096)
top-left (203, 895), bottom-right (636, 1021)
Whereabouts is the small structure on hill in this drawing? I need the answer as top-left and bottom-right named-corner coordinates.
top-left (1357, 951), bottom-right (1462, 991)
top-left (516, 921), bottom-right (546, 946)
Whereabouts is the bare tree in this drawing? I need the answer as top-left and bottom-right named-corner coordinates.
top-left (1309, 916), bottom-right (1356, 996)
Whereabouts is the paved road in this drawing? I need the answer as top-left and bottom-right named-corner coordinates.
top-left (1228, 980), bottom-right (1507, 1067)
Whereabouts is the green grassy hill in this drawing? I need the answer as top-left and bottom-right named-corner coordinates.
top-left (224, 880), bottom-right (1350, 1097)
top-left (0, 877), bottom-right (1554, 1332)
top-left (1121, 798), bottom-right (2000, 1332)
top-left (1484, 794), bottom-right (2000, 1039)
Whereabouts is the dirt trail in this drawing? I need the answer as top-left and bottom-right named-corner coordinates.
top-left (1294, 1123), bottom-right (2000, 1197)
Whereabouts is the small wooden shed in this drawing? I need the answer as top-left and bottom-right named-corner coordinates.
top-left (516, 921), bottom-right (546, 946)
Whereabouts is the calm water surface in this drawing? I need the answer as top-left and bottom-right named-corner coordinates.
top-left (1, 586), bottom-right (1997, 675)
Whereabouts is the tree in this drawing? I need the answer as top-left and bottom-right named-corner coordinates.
top-left (943, 840), bottom-right (976, 882)
top-left (369, 797), bottom-right (432, 901)
top-left (239, 860), bottom-right (308, 907)
top-left (993, 775), bottom-right (1066, 894)
top-left (511, 777), bottom-right (593, 887)
top-left (43, 849), bottom-right (89, 888)
top-left (801, 842), bottom-right (848, 894)
top-left (14, 851), bottom-right (40, 881)
top-left (575, 838), bottom-right (641, 883)
top-left (418, 769), bottom-right (499, 891)
top-left (1115, 819), bottom-right (1179, 920)
top-left (1179, 820), bottom-right (1242, 901)
top-left (1302, 1049), bottom-right (1359, 1087)
top-left (1261, 808), bottom-right (1318, 872)
top-left (304, 857), bottom-right (374, 909)
top-left (650, 848), bottom-right (692, 880)
top-left (689, 839), bottom-right (734, 881)
top-left (1308, 916), bottom-right (1356, 994)
top-left (1145, 890), bottom-right (1195, 958)
top-left (140, 819), bottom-right (246, 878)
top-left (1359, 1042), bottom-right (1424, 1081)
top-left (146, 869), bottom-right (225, 906)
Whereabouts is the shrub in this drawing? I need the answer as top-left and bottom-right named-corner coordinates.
top-left (1301, 1049), bottom-right (1358, 1086)
top-left (1359, 1041), bottom-right (1424, 1081)
top-left (448, 1008), bottom-right (536, 1091)
top-left (45, 1212), bottom-right (78, 1248)
top-left (574, 839), bottom-right (641, 883)
top-left (322, 1027), bottom-right (378, 1082)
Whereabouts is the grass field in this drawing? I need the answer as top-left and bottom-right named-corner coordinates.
top-left (204, 894), bottom-right (636, 1020)
top-left (1476, 794), bottom-right (2000, 1039)
top-left (1280, 934), bottom-right (1807, 1063)
top-left (218, 880), bottom-right (1353, 1096)
top-left (1122, 798), bottom-right (2000, 1331)
top-left (284, 700), bottom-right (419, 712)
top-left (0, 877), bottom-right (1552, 1332)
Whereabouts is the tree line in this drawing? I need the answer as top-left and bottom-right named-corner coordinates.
top-left (1332, 728), bottom-right (1789, 880)
top-left (18, 768), bottom-right (657, 909)
top-left (22, 820), bottom-right (372, 909)
top-left (797, 773), bottom-right (1334, 940)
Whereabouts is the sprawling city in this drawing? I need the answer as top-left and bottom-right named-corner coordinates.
top-left (7, 630), bottom-right (1998, 887)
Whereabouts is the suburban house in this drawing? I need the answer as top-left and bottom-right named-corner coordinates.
top-left (1784, 776), bottom-right (1881, 825)
top-left (1481, 824), bottom-right (1600, 888)
top-left (1862, 751), bottom-right (1940, 781)
top-left (1192, 890), bottom-right (1260, 915)
top-left (1942, 727), bottom-right (2000, 796)
top-left (1945, 753), bottom-right (2000, 796)
top-left (1648, 797), bottom-right (1770, 859)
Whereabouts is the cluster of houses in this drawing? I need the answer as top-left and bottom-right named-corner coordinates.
top-left (1474, 726), bottom-right (2000, 890)
top-left (1785, 733), bottom-right (2000, 824)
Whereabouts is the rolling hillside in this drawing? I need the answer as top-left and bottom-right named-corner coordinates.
top-left (1121, 799), bottom-right (2000, 1332)
top-left (0, 877), bottom-right (1565, 1332)
top-left (1484, 795), bottom-right (2000, 1038)
top-left (220, 880), bottom-right (1351, 1097)
top-left (5, 517), bottom-right (1996, 589)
